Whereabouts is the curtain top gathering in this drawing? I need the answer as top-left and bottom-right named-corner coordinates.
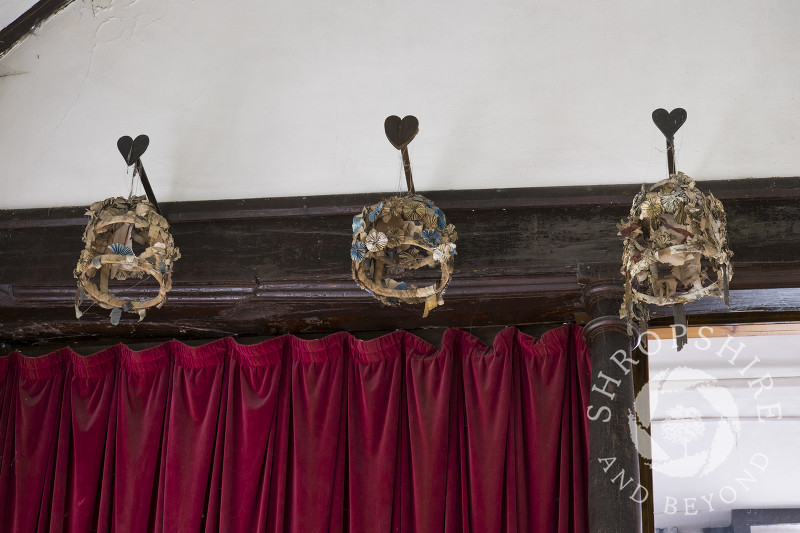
top-left (0, 325), bottom-right (591, 533)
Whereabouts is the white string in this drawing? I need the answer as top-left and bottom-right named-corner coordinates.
top-left (407, 145), bottom-right (414, 193)
top-left (133, 167), bottom-right (142, 198)
top-left (396, 152), bottom-right (403, 194)
top-left (121, 163), bottom-right (131, 193)
top-left (128, 164), bottom-right (136, 200)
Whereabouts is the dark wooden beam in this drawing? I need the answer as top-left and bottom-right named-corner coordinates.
top-left (582, 283), bottom-right (643, 533)
top-left (0, 0), bottom-right (75, 57)
top-left (2, 177), bottom-right (800, 347)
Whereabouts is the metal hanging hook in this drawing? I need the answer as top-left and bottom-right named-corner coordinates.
top-left (116, 135), bottom-right (161, 215)
top-left (650, 108), bottom-right (691, 350)
top-left (384, 115), bottom-right (419, 194)
top-left (651, 108), bottom-right (687, 176)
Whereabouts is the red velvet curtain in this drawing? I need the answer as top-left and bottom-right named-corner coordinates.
top-left (0, 325), bottom-right (590, 532)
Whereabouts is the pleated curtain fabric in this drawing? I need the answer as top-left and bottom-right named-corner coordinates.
top-left (0, 325), bottom-right (591, 533)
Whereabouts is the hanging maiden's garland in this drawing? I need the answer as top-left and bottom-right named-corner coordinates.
top-left (351, 193), bottom-right (456, 317)
top-left (74, 136), bottom-right (180, 324)
top-left (75, 196), bottom-right (180, 324)
top-left (350, 115), bottom-right (456, 317)
top-left (618, 110), bottom-right (733, 349)
top-left (618, 173), bottom-right (732, 320)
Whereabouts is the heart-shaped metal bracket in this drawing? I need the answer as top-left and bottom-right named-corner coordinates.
top-left (384, 116), bottom-right (419, 149)
top-left (652, 108), bottom-right (687, 139)
top-left (384, 116), bottom-right (419, 194)
top-left (115, 134), bottom-right (161, 215)
top-left (117, 135), bottom-right (150, 166)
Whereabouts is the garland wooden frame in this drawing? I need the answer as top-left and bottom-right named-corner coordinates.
top-left (74, 196), bottom-right (179, 321)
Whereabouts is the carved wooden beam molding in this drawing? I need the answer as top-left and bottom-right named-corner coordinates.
top-left (2, 177), bottom-right (800, 345)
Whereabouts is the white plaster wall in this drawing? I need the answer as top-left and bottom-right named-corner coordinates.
top-left (1, 0), bottom-right (799, 208)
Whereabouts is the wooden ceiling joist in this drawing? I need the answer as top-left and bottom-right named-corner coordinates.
top-left (0, 0), bottom-right (75, 57)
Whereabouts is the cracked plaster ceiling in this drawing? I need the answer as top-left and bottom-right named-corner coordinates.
top-left (0, 0), bottom-right (799, 209)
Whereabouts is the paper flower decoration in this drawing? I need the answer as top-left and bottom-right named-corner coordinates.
top-left (108, 243), bottom-right (134, 256)
top-left (351, 241), bottom-right (367, 263)
top-left (618, 172), bottom-right (733, 344)
top-left (74, 196), bottom-right (180, 324)
top-left (351, 193), bottom-right (457, 317)
top-left (365, 229), bottom-right (388, 252)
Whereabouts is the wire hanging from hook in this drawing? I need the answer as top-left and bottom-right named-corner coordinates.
top-left (384, 115), bottom-right (419, 194)
top-left (651, 108), bottom-right (687, 176)
top-left (116, 135), bottom-right (161, 215)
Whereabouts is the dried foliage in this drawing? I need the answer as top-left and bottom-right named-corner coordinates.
top-left (618, 172), bottom-right (733, 332)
